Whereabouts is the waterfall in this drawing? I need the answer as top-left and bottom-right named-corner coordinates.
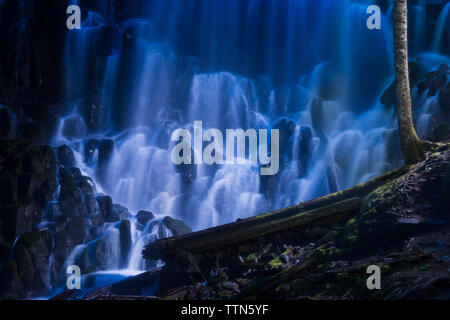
top-left (45, 0), bottom-right (450, 288)
top-left (432, 2), bottom-right (450, 53)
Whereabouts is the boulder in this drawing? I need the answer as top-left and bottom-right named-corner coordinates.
top-left (98, 139), bottom-right (114, 168)
top-left (137, 210), bottom-right (155, 226)
top-left (93, 234), bottom-right (120, 270)
top-left (162, 216), bottom-right (192, 236)
top-left (57, 145), bottom-right (76, 168)
top-left (79, 176), bottom-right (96, 195)
top-left (119, 220), bottom-right (132, 268)
top-left (84, 194), bottom-right (97, 216)
top-left (112, 204), bottom-right (130, 221)
top-left (97, 139), bottom-right (114, 183)
top-left (97, 195), bottom-right (113, 222)
top-left (59, 187), bottom-right (88, 224)
top-left (298, 126), bottom-right (313, 177)
top-left (58, 167), bottom-right (77, 198)
top-left (428, 72), bottom-right (448, 97)
top-left (79, 93), bottom-right (106, 133)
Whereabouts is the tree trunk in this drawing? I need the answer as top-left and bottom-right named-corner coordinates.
top-left (394, 0), bottom-right (424, 164)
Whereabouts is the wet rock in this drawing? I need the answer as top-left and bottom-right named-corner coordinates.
top-left (61, 115), bottom-right (87, 140)
top-left (97, 195), bottom-right (113, 222)
top-left (98, 139), bottom-right (114, 167)
top-left (112, 204), bottom-right (130, 221)
top-left (382, 62), bottom-right (428, 106)
top-left (84, 194), bottom-right (97, 216)
top-left (79, 93), bottom-right (106, 133)
top-left (53, 229), bottom-right (77, 278)
top-left (97, 139), bottom-right (114, 182)
top-left (58, 167), bottom-right (77, 198)
top-left (59, 187), bottom-right (88, 222)
top-left (93, 234), bottom-right (120, 270)
top-left (57, 145), bottom-right (76, 168)
top-left (280, 254), bottom-right (290, 264)
top-left (69, 167), bottom-right (82, 180)
top-left (42, 201), bottom-right (61, 222)
top-left (162, 216), bottom-right (192, 236)
top-left (119, 220), bottom-right (132, 268)
top-left (33, 187), bottom-right (53, 208)
top-left (417, 64), bottom-right (449, 96)
top-left (66, 216), bottom-right (90, 245)
top-left (428, 72), bottom-right (448, 97)
top-left (79, 176), bottom-right (96, 195)
top-left (137, 210), bottom-right (155, 225)
top-left (298, 126), bottom-right (313, 177)
top-left (273, 118), bottom-right (296, 152)
top-left (102, 203), bottom-right (123, 223)
top-left (84, 139), bottom-right (99, 164)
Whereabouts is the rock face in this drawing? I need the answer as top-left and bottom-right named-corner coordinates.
top-left (1, 139), bottom-right (175, 299)
top-left (57, 145), bottom-right (77, 168)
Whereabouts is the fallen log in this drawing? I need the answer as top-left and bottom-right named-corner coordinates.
top-left (144, 197), bottom-right (361, 260)
top-left (143, 166), bottom-right (408, 261)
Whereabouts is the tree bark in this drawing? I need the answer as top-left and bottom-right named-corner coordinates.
top-left (394, 0), bottom-right (424, 164)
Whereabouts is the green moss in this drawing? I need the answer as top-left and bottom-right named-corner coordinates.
top-left (246, 252), bottom-right (259, 262)
top-left (267, 256), bottom-right (283, 269)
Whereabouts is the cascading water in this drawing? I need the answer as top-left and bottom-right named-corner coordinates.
top-left (46, 0), bottom-right (450, 292)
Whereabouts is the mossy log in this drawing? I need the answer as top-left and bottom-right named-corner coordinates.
top-left (144, 167), bottom-right (407, 261)
top-left (144, 198), bottom-right (361, 260)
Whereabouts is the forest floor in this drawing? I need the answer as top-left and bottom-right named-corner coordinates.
top-left (54, 144), bottom-right (450, 300)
